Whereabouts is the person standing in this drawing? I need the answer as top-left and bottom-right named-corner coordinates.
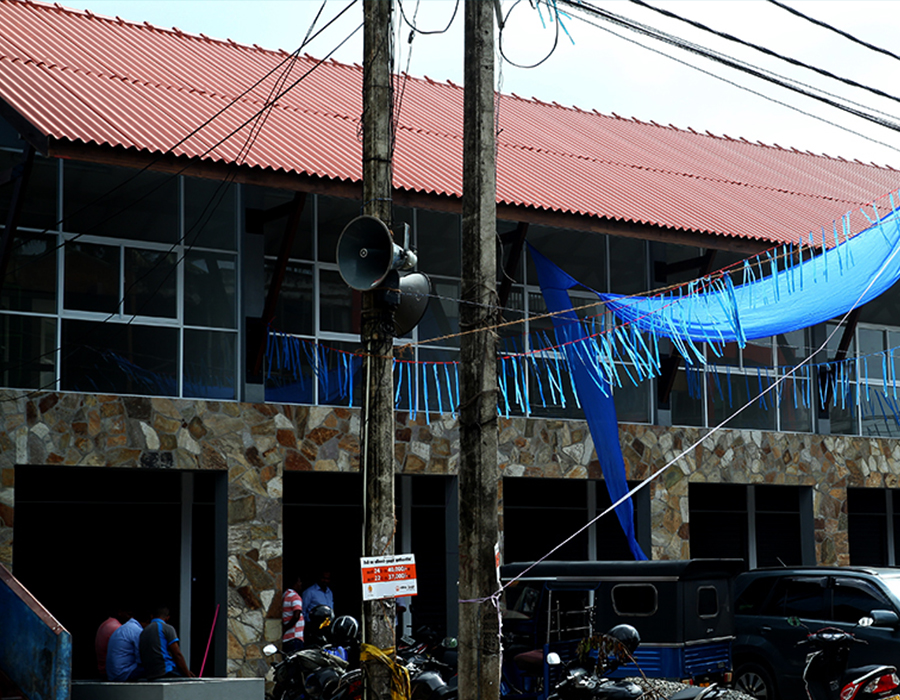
top-left (302, 569), bottom-right (334, 625)
top-left (106, 613), bottom-right (146, 681)
top-left (139, 606), bottom-right (195, 679)
top-left (282, 573), bottom-right (305, 654)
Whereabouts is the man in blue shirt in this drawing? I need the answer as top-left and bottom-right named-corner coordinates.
top-left (302, 569), bottom-right (334, 624)
top-left (106, 615), bottom-right (145, 681)
top-left (138, 606), bottom-right (195, 679)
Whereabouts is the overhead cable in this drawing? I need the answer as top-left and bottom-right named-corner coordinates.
top-left (766, 0), bottom-right (900, 64)
top-left (558, 0), bottom-right (900, 139)
top-left (626, 0), bottom-right (900, 107)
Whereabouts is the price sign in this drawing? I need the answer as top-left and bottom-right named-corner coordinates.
top-left (360, 553), bottom-right (418, 601)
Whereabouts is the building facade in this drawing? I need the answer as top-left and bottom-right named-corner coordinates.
top-left (2, 0), bottom-right (900, 680)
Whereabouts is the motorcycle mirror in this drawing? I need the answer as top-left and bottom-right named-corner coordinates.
top-left (787, 616), bottom-right (802, 627)
top-left (546, 652), bottom-right (562, 666)
top-left (858, 616), bottom-right (875, 627)
top-left (442, 637), bottom-right (458, 650)
top-left (263, 644), bottom-right (279, 657)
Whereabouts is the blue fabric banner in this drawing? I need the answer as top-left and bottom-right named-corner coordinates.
top-left (529, 243), bottom-right (647, 560)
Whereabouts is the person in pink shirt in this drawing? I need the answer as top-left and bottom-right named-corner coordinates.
top-left (95, 607), bottom-right (127, 677)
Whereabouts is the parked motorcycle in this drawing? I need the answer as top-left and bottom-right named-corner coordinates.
top-left (791, 615), bottom-right (900, 700)
top-left (546, 625), bottom-right (726, 700)
top-left (263, 611), bottom-right (360, 700)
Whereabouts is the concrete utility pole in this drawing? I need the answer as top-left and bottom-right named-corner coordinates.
top-left (361, 3), bottom-right (397, 700)
top-left (458, 2), bottom-right (501, 700)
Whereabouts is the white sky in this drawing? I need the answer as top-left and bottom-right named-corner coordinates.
top-left (77, 0), bottom-right (900, 171)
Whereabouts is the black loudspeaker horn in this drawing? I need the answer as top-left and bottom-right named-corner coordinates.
top-left (395, 272), bottom-right (431, 336)
top-left (336, 216), bottom-right (417, 291)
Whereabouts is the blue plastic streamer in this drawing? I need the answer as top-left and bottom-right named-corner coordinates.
top-left (422, 362), bottom-right (430, 425)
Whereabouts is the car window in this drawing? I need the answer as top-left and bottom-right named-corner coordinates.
top-left (831, 578), bottom-right (892, 623)
top-left (736, 577), bottom-right (777, 614)
top-left (763, 576), bottom-right (827, 619)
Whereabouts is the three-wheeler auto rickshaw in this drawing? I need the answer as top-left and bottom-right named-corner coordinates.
top-left (499, 559), bottom-right (746, 699)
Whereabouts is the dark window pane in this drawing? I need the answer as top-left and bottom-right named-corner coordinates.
top-left (124, 248), bottom-right (177, 318)
top-left (417, 278), bottom-right (459, 348)
top-left (609, 237), bottom-right (645, 294)
top-left (615, 379), bottom-right (650, 423)
top-left (849, 488), bottom-right (888, 566)
top-left (63, 161), bottom-right (178, 242)
top-left (265, 335), bottom-right (316, 405)
top-left (417, 209), bottom-right (460, 277)
top-left (0, 116), bottom-right (21, 148)
top-left (503, 478), bottom-right (588, 562)
top-left (1, 233), bottom-right (56, 313)
top-left (265, 260), bottom-right (313, 336)
top-left (184, 251), bottom-right (236, 328)
top-left (526, 225), bottom-right (606, 291)
top-left (831, 579), bottom-right (890, 623)
top-left (184, 177), bottom-right (237, 250)
top-left (417, 347), bottom-right (458, 415)
top-left (245, 185), bottom-right (313, 260)
top-left (772, 577), bottom-right (826, 619)
top-left (708, 371), bottom-right (776, 431)
top-left (64, 242), bottom-right (120, 313)
top-left (0, 151), bottom-right (58, 231)
top-left (698, 587), bottom-right (718, 617)
top-left (319, 269), bottom-right (358, 335)
top-left (612, 584), bottom-right (657, 616)
top-left (670, 369), bottom-right (703, 426)
top-left (318, 195), bottom-right (360, 264)
top-left (736, 578), bottom-right (776, 615)
top-left (61, 320), bottom-right (177, 396)
top-left (0, 314), bottom-right (56, 389)
top-left (184, 329), bottom-right (235, 400)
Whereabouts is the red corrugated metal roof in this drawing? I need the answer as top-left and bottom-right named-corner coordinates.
top-left (1, 0), bottom-right (898, 244)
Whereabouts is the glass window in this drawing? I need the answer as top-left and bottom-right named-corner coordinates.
top-left (246, 185), bottom-right (313, 260)
top-left (526, 225), bottom-right (606, 291)
top-left (0, 152), bottom-right (58, 231)
top-left (124, 248), bottom-right (177, 318)
top-left (184, 329), bottom-right (235, 400)
top-left (418, 278), bottom-right (459, 349)
top-left (63, 161), bottom-right (178, 242)
top-left (184, 251), bottom-right (236, 328)
top-left (417, 209), bottom-right (460, 277)
top-left (0, 314), bottom-right (56, 389)
top-left (614, 380), bottom-right (650, 424)
top-left (318, 195), bottom-right (361, 264)
top-left (265, 260), bottom-right (314, 336)
top-left (1, 233), bottom-right (56, 313)
top-left (0, 116), bottom-right (21, 148)
top-left (418, 347), bottom-right (458, 415)
top-left (670, 368), bottom-right (704, 426)
top-left (831, 579), bottom-right (890, 623)
top-left (64, 241), bottom-right (120, 313)
top-left (265, 335), bottom-right (316, 405)
top-left (698, 586), bottom-right (719, 617)
top-left (766, 577), bottom-right (827, 619)
top-left (611, 584), bottom-right (657, 616)
top-left (608, 237), bottom-right (646, 294)
top-left (319, 268), bottom-right (359, 335)
top-left (61, 320), bottom-right (178, 395)
top-left (184, 176), bottom-right (237, 250)
top-left (707, 370), bottom-right (776, 431)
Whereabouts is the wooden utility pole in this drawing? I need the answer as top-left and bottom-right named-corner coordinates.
top-left (361, 2), bottom-right (396, 700)
top-left (458, 2), bottom-right (501, 700)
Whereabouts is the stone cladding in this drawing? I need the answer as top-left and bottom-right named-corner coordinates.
top-left (2, 391), bottom-right (899, 677)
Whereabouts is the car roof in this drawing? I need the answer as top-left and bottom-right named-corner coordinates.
top-left (739, 566), bottom-right (900, 580)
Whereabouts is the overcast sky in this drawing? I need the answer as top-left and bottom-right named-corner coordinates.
top-left (77, 0), bottom-right (900, 172)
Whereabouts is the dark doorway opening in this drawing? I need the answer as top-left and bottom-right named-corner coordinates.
top-left (13, 466), bottom-right (225, 680)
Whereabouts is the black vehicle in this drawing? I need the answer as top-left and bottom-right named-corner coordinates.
top-left (794, 616), bottom-right (900, 700)
top-left (500, 559), bottom-right (744, 699)
top-left (733, 567), bottom-right (900, 700)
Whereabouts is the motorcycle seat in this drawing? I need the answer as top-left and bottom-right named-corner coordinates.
top-left (514, 649), bottom-right (544, 675)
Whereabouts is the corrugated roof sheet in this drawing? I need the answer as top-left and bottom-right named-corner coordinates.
top-left (1, 0), bottom-right (898, 244)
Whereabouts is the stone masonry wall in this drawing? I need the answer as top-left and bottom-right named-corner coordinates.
top-left (2, 391), bottom-right (899, 677)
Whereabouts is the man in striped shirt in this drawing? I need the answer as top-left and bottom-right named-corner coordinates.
top-left (282, 574), bottom-right (304, 654)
